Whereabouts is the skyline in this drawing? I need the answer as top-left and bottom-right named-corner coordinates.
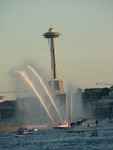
top-left (0, 0), bottom-right (113, 99)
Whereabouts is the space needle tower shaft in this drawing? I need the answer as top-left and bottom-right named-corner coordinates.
top-left (49, 38), bottom-right (57, 79)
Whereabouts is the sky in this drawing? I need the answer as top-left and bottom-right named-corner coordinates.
top-left (0, 0), bottom-right (113, 99)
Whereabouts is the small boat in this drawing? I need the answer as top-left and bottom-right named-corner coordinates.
top-left (53, 121), bottom-right (70, 129)
top-left (70, 118), bottom-right (98, 127)
top-left (16, 127), bottom-right (32, 135)
top-left (68, 119), bottom-right (98, 132)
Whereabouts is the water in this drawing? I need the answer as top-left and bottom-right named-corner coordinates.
top-left (0, 122), bottom-right (113, 150)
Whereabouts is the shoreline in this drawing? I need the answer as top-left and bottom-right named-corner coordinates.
top-left (0, 126), bottom-right (19, 132)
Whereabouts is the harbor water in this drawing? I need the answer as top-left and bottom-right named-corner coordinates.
top-left (0, 121), bottom-right (113, 150)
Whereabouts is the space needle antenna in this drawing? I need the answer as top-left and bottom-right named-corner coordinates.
top-left (50, 22), bottom-right (53, 28)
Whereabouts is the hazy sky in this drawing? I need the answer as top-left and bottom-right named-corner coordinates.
top-left (0, 0), bottom-right (113, 99)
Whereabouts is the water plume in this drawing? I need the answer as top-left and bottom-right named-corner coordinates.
top-left (16, 70), bottom-right (55, 125)
top-left (66, 83), bottom-right (86, 122)
top-left (27, 65), bottom-right (63, 122)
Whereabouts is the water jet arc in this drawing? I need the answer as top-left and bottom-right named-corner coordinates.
top-left (16, 70), bottom-right (55, 125)
top-left (27, 65), bottom-right (63, 122)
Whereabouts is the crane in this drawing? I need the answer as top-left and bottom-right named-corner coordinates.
top-left (0, 91), bottom-right (26, 93)
top-left (96, 82), bottom-right (113, 86)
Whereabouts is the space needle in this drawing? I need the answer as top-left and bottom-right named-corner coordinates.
top-left (43, 27), bottom-right (65, 96)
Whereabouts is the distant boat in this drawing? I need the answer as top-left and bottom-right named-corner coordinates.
top-left (53, 119), bottom-right (98, 131)
top-left (69, 119), bottom-right (98, 132)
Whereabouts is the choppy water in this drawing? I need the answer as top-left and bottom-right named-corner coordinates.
top-left (0, 122), bottom-right (113, 150)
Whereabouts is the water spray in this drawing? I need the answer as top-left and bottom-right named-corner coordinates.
top-left (16, 70), bottom-right (55, 125)
top-left (27, 65), bottom-right (63, 122)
